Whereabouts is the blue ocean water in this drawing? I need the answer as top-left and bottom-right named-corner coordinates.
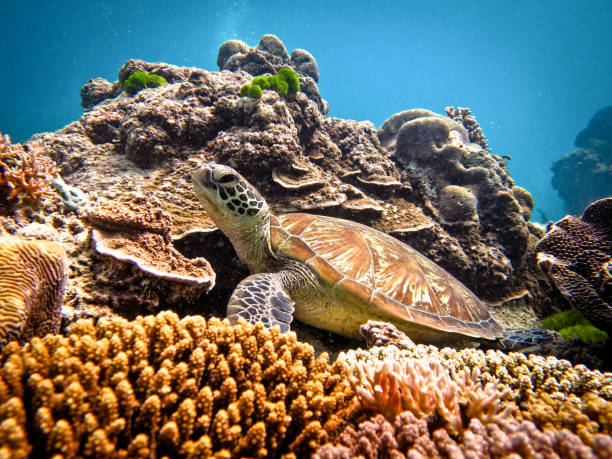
top-left (1, 0), bottom-right (611, 221)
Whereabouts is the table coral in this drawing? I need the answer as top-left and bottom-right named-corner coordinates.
top-left (0, 133), bottom-right (58, 210)
top-left (0, 235), bottom-right (67, 350)
top-left (85, 194), bottom-right (215, 309)
top-left (0, 311), bottom-right (354, 458)
top-left (536, 197), bottom-right (612, 333)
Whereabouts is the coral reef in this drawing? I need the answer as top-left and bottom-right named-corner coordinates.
top-left (11, 33), bottom-right (567, 337)
top-left (341, 343), bottom-right (612, 447)
top-left (0, 235), bottom-right (67, 350)
top-left (80, 77), bottom-right (119, 110)
top-left (0, 133), bottom-right (58, 212)
top-left (552, 106), bottom-right (612, 215)
top-left (0, 311), bottom-right (353, 458)
top-left (536, 197), bottom-right (612, 333)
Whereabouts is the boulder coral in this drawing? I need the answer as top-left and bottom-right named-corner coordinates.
top-left (377, 108), bottom-right (545, 306)
top-left (536, 197), bottom-right (612, 333)
top-left (0, 235), bottom-right (67, 350)
top-left (0, 311), bottom-right (354, 458)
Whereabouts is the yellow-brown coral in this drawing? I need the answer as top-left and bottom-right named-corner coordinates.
top-left (0, 133), bottom-right (58, 206)
top-left (0, 311), bottom-right (354, 457)
top-left (0, 235), bottom-right (67, 350)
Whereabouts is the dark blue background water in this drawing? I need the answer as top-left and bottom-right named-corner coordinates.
top-left (2, 1), bottom-right (611, 221)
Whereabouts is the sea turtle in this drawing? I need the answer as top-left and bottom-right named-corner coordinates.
top-left (192, 163), bottom-right (554, 349)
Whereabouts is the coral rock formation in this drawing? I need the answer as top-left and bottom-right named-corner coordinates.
top-left (0, 235), bottom-right (67, 349)
top-left (377, 109), bottom-right (547, 308)
top-left (0, 311), bottom-right (353, 458)
top-left (552, 106), bottom-right (612, 215)
top-left (536, 197), bottom-right (612, 333)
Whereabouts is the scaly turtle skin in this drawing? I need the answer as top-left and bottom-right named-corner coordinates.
top-left (192, 163), bottom-right (555, 349)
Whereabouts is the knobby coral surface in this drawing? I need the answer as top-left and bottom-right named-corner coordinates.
top-left (0, 235), bottom-right (67, 350)
top-left (0, 133), bottom-right (58, 211)
top-left (445, 106), bottom-right (490, 151)
top-left (0, 311), bottom-right (354, 458)
top-left (536, 197), bottom-right (612, 333)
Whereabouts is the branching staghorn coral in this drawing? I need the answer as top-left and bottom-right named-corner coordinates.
top-left (344, 356), bottom-right (513, 435)
top-left (0, 311), bottom-right (354, 458)
top-left (0, 133), bottom-right (58, 208)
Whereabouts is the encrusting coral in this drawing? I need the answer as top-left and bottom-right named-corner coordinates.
top-left (0, 133), bottom-right (58, 210)
top-left (0, 311), bottom-right (354, 458)
top-left (0, 235), bottom-right (67, 350)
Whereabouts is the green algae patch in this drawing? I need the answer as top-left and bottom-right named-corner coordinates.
top-left (123, 71), bottom-right (168, 95)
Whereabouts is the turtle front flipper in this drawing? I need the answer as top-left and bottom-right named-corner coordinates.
top-left (227, 273), bottom-right (295, 332)
top-left (493, 328), bottom-right (561, 351)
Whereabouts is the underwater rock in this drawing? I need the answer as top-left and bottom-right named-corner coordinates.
top-left (536, 197), bottom-right (612, 334)
top-left (552, 105), bottom-right (612, 215)
top-left (85, 194), bottom-right (215, 311)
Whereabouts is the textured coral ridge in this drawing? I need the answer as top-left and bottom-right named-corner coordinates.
top-left (314, 344), bottom-right (612, 458)
top-left (0, 311), bottom-right (353, 458)
top-left (0, 235), bottom-right (68, 350)
top-left (536, 198), bottom-right (612, 333)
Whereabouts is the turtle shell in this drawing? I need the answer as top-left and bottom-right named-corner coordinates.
top-left (269, 212), bottom-right (502, 340)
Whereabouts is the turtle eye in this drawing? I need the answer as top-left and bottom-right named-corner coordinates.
top-left (217, 174), bottom-right (236, 184)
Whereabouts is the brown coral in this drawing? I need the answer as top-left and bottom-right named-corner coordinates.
top-left (0, 235), bottom-right (67, 350)
top-left (0, 311), bottom-right (354, 458)
top-left (536, 197), bottom-right (612, 333)
top-left (0, 133), bottom-right (58, 209)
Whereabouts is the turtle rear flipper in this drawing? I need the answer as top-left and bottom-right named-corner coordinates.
top-left (227, 273), bottom-right (295, 332)
top-left (493, 328), bottom-right (561, 351)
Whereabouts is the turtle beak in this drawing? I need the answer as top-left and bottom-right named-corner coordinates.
top-left (192, 165), bottom-right (215, 193)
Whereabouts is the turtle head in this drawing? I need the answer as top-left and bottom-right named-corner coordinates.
top-left (192, 163), bottom-right (268, 224)
top-left (192, 163), bottom-right (274, 271)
